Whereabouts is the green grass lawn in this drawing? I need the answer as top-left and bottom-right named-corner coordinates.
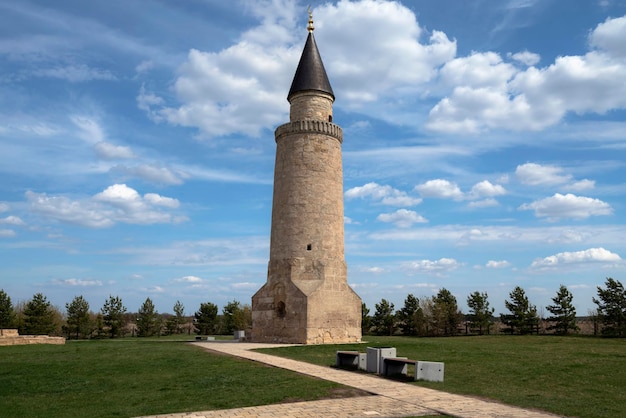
top-left (257, 335), bottom-right (626, 418)
top-left (0, 337), bottom-right (359, 418)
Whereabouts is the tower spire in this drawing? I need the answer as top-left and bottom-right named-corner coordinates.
top-left (307, 6), bottom-right (314, 32)
top-left (287, 8), bottom-right (334, 102)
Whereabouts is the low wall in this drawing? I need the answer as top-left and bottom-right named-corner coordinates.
top-left (0, 329), bottom-right (65, 346)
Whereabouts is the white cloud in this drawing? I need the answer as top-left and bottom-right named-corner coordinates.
top-left (0, 216), bottom-right (25, 226)
top-left (415, 179), bottom-right (463, 200)
top-left (440, 52), bottom-right (516, 89)
top-left (403, 257), bottom-right (461, 276)
top-left (112, 164), bottom-right (185, 185)
top-left (467, 198), bottom-right (499, 208)
top-left (531, 247), bottom-right (621, 268)
top-left (427, 15), bottom-right (626, 133)
top-left (27, 184), bottom-right (185, 228)
top-left (0, 203), bottom-right (8, 213)
top-left (71, 115), bottom-right (105, 144)
top-left (0, 229), bottom-right (16, 238)
top-left (519, 193), bottom-right (613, 220)
top-left (173, 275), bottom-right (204, 283)
top-left (51, 278), bottom-right (103, 287)
top-left (515, 163), bottom-right (572, 186)
top-left (509, 50), bottom-right (541, 66)
top-left (469, 180), bottom-right (507, 199)
top-left (377, 209), bottom-right (427, 228)
top-left (345, 182), bottom-right (421, 206)
top-left (94, 142), bottom-right (135, 160)
top-left (486, 260), bottom-right (511, 269)
top-left (143, 0), bottom-right (455, 137)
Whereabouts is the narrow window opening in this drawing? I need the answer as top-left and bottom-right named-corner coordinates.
top-left (276, 301), bottom-right (286, 318)
top-left (306, 244), bottom-right (312, 251)
top-left (328, 115), bottom-right (333, 122)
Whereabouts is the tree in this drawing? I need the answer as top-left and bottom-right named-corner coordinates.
top-left (397, 294), bottom-right (421, 336)
top-left (467, 291), bottom-right (494, 335)
top-left (593, 277), bottom-right (626, 337)
top-left (65, 295), bottom-right (91, 339)
top-left (432, 288), bottom-right (463, 336)
top-left (21, 293), bottom-right (56, 335)
top-left (546, 285), bottom-right (578, 335)
top-left (137, 297), bottom-right (159, 337)
top-left (371, 298), bottom-right (395, 336)
top-left (222, 300), bottom-right (251, 334)
top-left (194, 302), bottom-right (218, 335)
top-left (101, 295), bottom-right (127, 338)
top-left (0, 289), bottom-right (17, 329)
top-left (172, 300), bottom-right (185, 334)
top-left (361, 303), bottom-right (371, 335)
top-left (501, 286), bottom-right (539, 335)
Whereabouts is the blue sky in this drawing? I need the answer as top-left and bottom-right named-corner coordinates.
top-left (1, 0), bottom-right (626, 318)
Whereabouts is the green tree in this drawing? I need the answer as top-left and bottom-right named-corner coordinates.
top-left (371, 298), bottom-right (395, 336)
top-left (173, 300), bottom-right (185, 334)
top-left (137, 297), bottom-right (159, 337)
top-left (501, 286), bottom-right (539, 335)
top-left (21, 293), bottom-right (56, 335)
top-left (433, 288), bottom-right (463, 336)
top-left (467, 291), bottom-right (494, 335)
top-left (194, 302), bottom-right (218, 335)
top-left (0, 289), bottom-right (17, 329)
top-left (65, 295), bottom-right (91, 339)
top-left (222, 300), bottom-right (243, 334)
top-left (593, 277), bottom-right (626, 337)
top-left (361, 302), bottom-right (371, 335)
top-left (397, 294), bottom-right (421, 336)
top-left (101, 295), bottom-right (127, 338)
top-left (546, 285), bottom-right (578, 335)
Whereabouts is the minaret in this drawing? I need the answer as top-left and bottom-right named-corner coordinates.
top-left (251, 11), bottom-right (362, 344)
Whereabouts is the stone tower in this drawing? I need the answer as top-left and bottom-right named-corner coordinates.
top-left (251, 13), bottom-right (362, 344)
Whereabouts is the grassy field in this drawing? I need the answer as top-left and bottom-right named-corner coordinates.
top-left (2, 335), bottom-right (624, 418)
top-left (0, 336), bottom-right (361, 417)
top-left (257, 335), bottom-right (626, 418)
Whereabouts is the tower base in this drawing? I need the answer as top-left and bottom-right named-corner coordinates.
top-left (251, 258), bottom-right (362, 344)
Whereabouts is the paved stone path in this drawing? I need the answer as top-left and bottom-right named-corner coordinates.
top-left (139, 341), bottom-right (563, 418)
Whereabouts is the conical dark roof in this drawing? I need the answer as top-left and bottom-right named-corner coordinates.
top-left (287, 31), bottom-right (334, 101)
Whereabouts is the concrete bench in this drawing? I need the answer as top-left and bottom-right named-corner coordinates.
top-left (415, 361), bottom-right (445, 382)
top-left (335, 350), bottom-right (366, 370)
top-left (383, 357), bottom-right (416, 377)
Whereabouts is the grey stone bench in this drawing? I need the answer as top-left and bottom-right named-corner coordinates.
top-left (335, 350), bottom-right (366, 370)
top-left (383, 357), bottom-right (416, 377)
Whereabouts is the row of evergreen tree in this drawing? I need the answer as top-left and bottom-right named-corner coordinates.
top-left (0, 291), bottom-right (252, 339)
top-left (1, 277), bottom-right (624, 339)
top-left (362, 278), bottom-right (626, 338)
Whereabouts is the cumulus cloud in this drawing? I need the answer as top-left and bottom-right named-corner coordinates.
top-left (142, 0), bottom-right (455, 138)
top-left (173, 275), bottom-right (204, 283)
top-left (377, 209), bottom-right (427, 228)
top-left (415, 179), bottom-right (463, 200)
top-left (531, 247), bottom-right (621, 268)
top-left (486, 260), bottom-right (511, 269)
top-left (469, 180), bottom-right (507, 199)
top-left (0, 229), bottom-right (16, 238)
top-left (0, 216), bottom-right (25, 226)
top-left (508, 50), bottom-right (541, 66)
top-left (519, 193), bottom-right (612, 220)
top-left (345, 182), bottom-right (421, 206)
top-left (94, 142), bottom-right (135, 160)
top-left (403, 257), bottom-right (461, 276)
top-left (27, 184), bottom-right (185, 228)
top-left (427, 15), bottom-right (626, 133)
top-left (516, 163), bottom-right (572, 186)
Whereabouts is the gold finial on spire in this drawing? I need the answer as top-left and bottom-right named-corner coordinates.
top-left (307, 6), bottom-right (314, 32)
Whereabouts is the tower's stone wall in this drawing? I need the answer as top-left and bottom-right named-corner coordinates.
top-left (251, 29), bottom-right (362, 344)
